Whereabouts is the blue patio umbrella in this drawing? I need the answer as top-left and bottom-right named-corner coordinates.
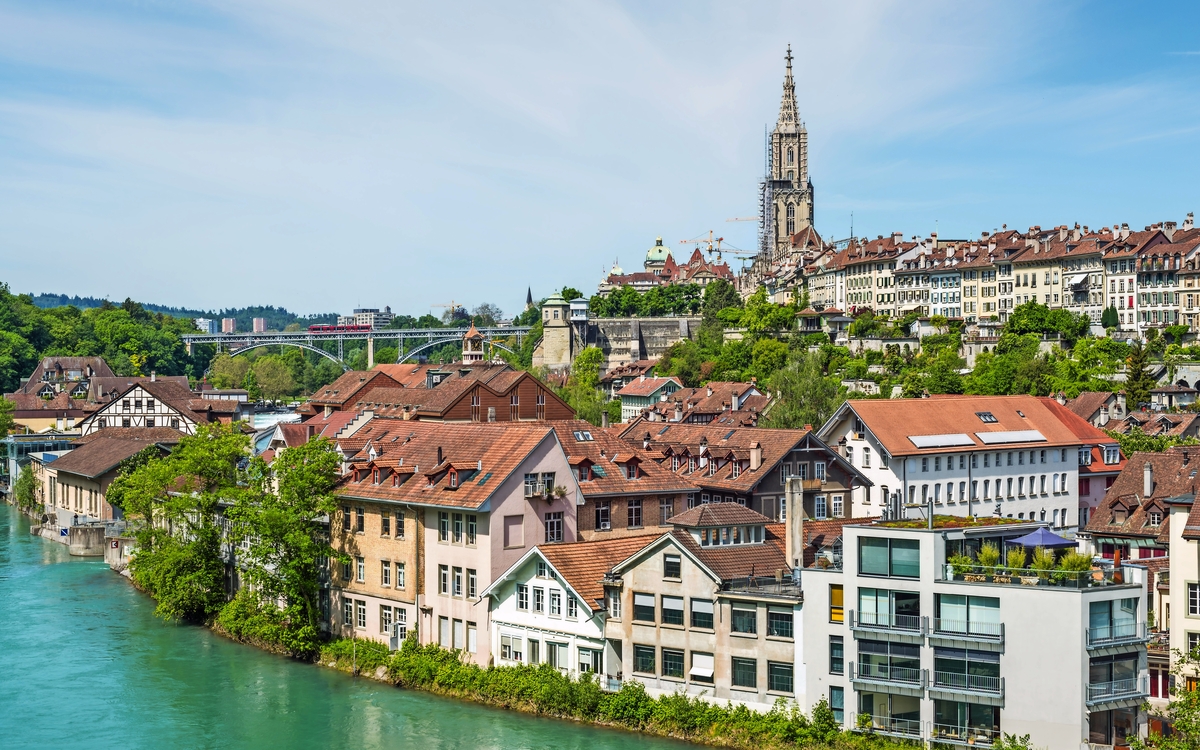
top-left (1004, 527), bottom-right (1075, 549)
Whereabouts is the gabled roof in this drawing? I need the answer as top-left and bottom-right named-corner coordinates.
top-left (549, 421), bottom-right (696, 497)
top-left (50, 434), bottom-right (174, 479)
top-left (666, 502), bottom-right (771, 528)
top-left (616, 376), bottom-right (682, 398)
top-left (73, 427), bottom-right (185, 445)
top-left (1085, 449), bottom-right (1197, 542)
top-left (1065, 391), bottom-right (1117, 422)
top-left (15, 357), bottom-right (115, 393)
top-left (308, 370), bottom-right (405, 408)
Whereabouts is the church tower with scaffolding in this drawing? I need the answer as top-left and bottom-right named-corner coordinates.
top-left (762, 45), bottom-right (814, 263)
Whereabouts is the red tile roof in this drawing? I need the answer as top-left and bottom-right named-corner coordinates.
top-left (538, 536), bottom-right (658, 609)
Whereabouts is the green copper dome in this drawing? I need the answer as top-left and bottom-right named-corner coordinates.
top-left (645, 237), bottom-right (672, 265)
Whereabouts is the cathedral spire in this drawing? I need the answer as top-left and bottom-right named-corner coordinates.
top-left (776, 44), bottom-right (800, 132)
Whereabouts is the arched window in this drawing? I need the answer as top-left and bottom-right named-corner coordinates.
top-left (786, 204), bottom-right (795, 235)
top-left (787, 147), bottom-right (794, 165)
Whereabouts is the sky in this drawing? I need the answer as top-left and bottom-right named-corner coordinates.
top-left (1, 1), bottom-right (1199, 318)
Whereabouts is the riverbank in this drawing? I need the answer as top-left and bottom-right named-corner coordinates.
top-left (0, 503), bottom-right (693, 750)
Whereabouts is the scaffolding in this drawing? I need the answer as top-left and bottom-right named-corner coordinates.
top-left (758, 125), bottom-right (773, 260)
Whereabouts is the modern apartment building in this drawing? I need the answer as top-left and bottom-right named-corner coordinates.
top-left (337, 307), bottom-right (395, 329)
top-left (817, 395), bottom-right (1122, 530)
top-left (802, 517), bottom-right (1151, 748)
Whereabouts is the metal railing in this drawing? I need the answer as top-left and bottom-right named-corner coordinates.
top-left (943, 562), bottom-right (1135, 589)
top-left (1087, 677), bottom-right (1146, 704)
top-left (1086, 622), bottom-right (1148, 648)
top-left (723, 575), bottom-right (803, 598)
top-left (859, 715), bottom-right (922, 737)
top-left (931, 723), bottom-right (1000, 746)
top-left (855, 661), bottom-right (922, 685)
top-left (933, 619), bottom-right (1004, 640)
top-left (852, 609), bottom-right (921, 632)
top-left (933, 671), bottom-right (1002, 694)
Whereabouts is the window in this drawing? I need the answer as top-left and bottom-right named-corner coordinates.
top-left (935, 594), bottom-right (1000, 636)
top-left (466, 622), bottom-right (476, 653)
top-left (768, 662), bottom-right (793, 694)
top-left (662, 596), bottom-right (684, 626)
top-left (355, 557), bottom-right (365, 583)
top-left (659, 497), bottom-right (674, 526)
top-left (814, 462), bottom-right (826, 480)
top-left (380, 605), bottom-right (393, 634)
top-left (466, 514), bottom-right (476, 544)
top-left (628, 499), bottom-right (643, 528)
top-left (381, 513), bottom-right (390, 536)
top-left (768, 607), bottom-right (793, 638)
top-left (663, 554), bottom-right (681, 579)
top-left (342, 599), bottom-right (352, 626)
top-left (634, 645), bottom-right (656, 674)
top-left (831, 494), bottom-right (843, 518)
top-left (528, 640), bottom-right (540, 664)
top-left (595, 501), bottom-right (611, 530)
top-left (501, 634), bottom-right (523, 662)
top-left (608, 590), bottom-right (622, 619)
top-left (814, 495), bottom-right (827, 519)
top-left (533, 587), bottom-right (544, 613)
top-left (381, 560), bottom-right (391, 587)
top-left (829, 636), bottom-right (844, 674)
top-left (356, 507), bottom-right (365, 533)
top-left (516, 584), bottom-right (529, 610)
top-left (859, 587), bottom-right (921, 630)
top-left (452, 567), bottom-right (463, 597)
top-left (859, 537), bottom-right (920, 578)
top-left (453, 513), bottom-right (463, 543)
top-left (662, 649), bottom-right (685, 679)
top-left (438, 565), bottom-right (449, 594)
top-left (690, 652), bottom-right (715, 683)
top-left (467, 569), bottom-right (477, 599)
top-left (633, 593), bottom-right (656, 622)
top-left (1190, 583), bottom-right (1200, 616)
top-left (829, 686), bottom-right (844, 724)
top-left (438, 512), bottom-right (449, 541)
top-left (830, 584), bottom-right (844, 623)
top-left (566, 596), bottom-right (577, 619)
top-left (355, 600), bottom-right (367, 629)
top-left (396, 509), bottom-right (406, 539)
top-left (732, 657), bottom-right (757, 688)
top-left (396, 562), bottom-right (406, 589)
top-left (145, 418), bottom-right (155, 428)
top-left (341, 560), bottom-right (352, 580)
top-left (549, 590), bottom-right (561, 616)
top-left (732, 604), bottom-right (757, 634)
top-left (691, 599), bottom-right (714, 629)
top-left (545, 512), bottom-right (563, 543)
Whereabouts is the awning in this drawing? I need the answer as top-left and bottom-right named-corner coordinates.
top-left (689, 667), bottom-right (715, 678)
top-left (1065, 273), bottom-right (1089, 287)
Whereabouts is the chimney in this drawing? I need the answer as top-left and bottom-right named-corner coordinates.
top-left (151, 371), bottom-right (156, 382)
top-left (706, 385), bottom-right (713, 397)
top-left (674, 404), bottom-right (683, 422)
top-left (1164, 221), bottom-right (1177, 241)
top-left (642, 432), bottom-right (651, 450)
top-left (892, 231), bottom-right (904, 245)
top-left (487, 406), bottom-right (496, 422)
top-left (731, 390), bottom-right (740, 411)
top-left (1121, 223), bottom-right (1130, 240)
top-left (601, 411), bottom-right (609, 428)
top-left (1058, 226), bottom-right (1068, 242)
top-left (1055, 391), bottom-right (1066, 405)
top-left (750, 441), bottom-right (762, 471)
top-left (1185, 212), bottom-right (1195, 231)
top-left (639, 373), bottom-right (645, 382)
top-left (784, 477), bottom-right (804, 570)
top-left (930, 231), bottom-right (938, 247)
top-left (1144, 461), bottom-right (1154, 498)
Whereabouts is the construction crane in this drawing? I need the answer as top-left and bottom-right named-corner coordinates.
top-left (678, 230), bottom-right (725, 259)
top-left (725, 216), bottom-right (757, 222)
top-left (432, 300), bottom-right (467, 322)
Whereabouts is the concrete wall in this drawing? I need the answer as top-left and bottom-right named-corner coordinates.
top-left (535, 316), bottom-right (703, 373)
top-left (68, 524), bottom-right (106, 556)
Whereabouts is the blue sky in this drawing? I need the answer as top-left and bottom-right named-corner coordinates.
top-left (1, 1), bottom-right (1198, 317)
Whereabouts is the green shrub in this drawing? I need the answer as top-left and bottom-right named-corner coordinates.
top-left (1030, 546), bottom-right (1056, 579)
top-left (1005, 547), bottom-right (1027, 572)
top-left (977, 542), bottom-right (1001, 569)
top-left (948, 553), bottom-right (974, 576)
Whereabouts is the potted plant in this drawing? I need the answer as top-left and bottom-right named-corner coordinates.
top-left (1030, 546), bottom-right (1055, 582)
top-left (1054, 551), bottom-right (1094, 587)
top-left (976, 542), bottom-right (1001, 581)
top-left (948, 553), bottom-right (974, 579)
top-left (552, 485), bottom-right (567, 501)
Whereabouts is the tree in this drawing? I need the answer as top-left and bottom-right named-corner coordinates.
top-left (571, 346), bottom-right (604, 391)
top-left (1101, 306), bottom-right (1119, 329)
top-left (243, 368), bottom-right (262, 402)
top-left (226, 439), bottom-right (341, 655)
top-left (702, 279), bottom-right (741, 320)
top-left (13, 463), bottom-right (37, 511)
top-left (252, 356), bottom-right (296, 400)
top-left (1125, 340), bottom-right (1153, 409)
top-left (560, 287), bottom-right (583, 303)
top-left (1105, 426), bottom-right (1200, 455)
top-left (0, 396), bottom-right (15, 439)
top-left (760, 351), bottom-right (844, 430)
top-left (209, 353), bottom-right (250, 390)
top-left (120, 423), bottom-right (248, 622)
top-left (472, 303), bottom-right (503, 326)
top-left (1166, 324), bottom-right (1190, 346)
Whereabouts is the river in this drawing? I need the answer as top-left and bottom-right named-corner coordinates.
top-left (0, 505), bottom-right (687, 749)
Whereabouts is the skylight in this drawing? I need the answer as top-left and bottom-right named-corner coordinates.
top-left (572, 430), bottom-right (594, 441)
top-left (976, 411), bottom-right (998, 423)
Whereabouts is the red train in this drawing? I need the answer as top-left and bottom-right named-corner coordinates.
top-left (307, 324), bottom-right (374, 333)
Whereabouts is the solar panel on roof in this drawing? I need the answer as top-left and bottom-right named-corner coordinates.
top-left (908, 433), bottom-right (974, 449)
top-left (975, 430), bottom-right (1046, 445)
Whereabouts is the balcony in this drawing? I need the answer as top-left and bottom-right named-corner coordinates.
top-left (932, 619), bottom-right (1004, 643)
top-left (722, 575), bottom-right (803, 600)
top-left (850, 609), bottom-right (922, 634)
top-left (852, 660), bottom-right (924, 687)
top-left (853, 714), bottom-right (922, 739)
top-left (931, 724), bottom-right (1000, 747)
top-left (933, 671), bottom-right (1004, 697)
top-left (1086, 677), bottom-right (1148, 706)
top-left (942, 563), bottom-right (1137, 590)
top-left (1086, 622), bottom-right (1149, 649)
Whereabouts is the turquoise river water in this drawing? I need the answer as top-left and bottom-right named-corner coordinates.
top-left (0, 505), bottom-right (688, 749)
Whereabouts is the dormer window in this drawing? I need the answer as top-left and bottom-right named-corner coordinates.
top-left (672, 456), bottom-right (680, 471)
top-left (1112, 507), bottom-right (1127, 524)
top-left (373, 469), bottom-right (380, 485)
top-left (449, 469), bottom-right (459, 488)
top-left (1103, 446), bottom-right (1120, 465)
top-left (708, 460), bottom-right (716, 477)
top-left (688, 457), bottom-right (696, 473)
top-left (732, 461), bottom-right (741, 479)
top-left (1079, 448), bottom-right (1092, 466)
top-left (1148, 510), bottom-right (1162, 527)
top-left (624, 462), bottom-right (639, 480)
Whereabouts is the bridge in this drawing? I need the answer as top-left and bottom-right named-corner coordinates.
top-left (182, 327), bottom-right (535, 369)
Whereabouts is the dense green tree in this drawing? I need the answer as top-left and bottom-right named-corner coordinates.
top-left (1101, 306), bottom-right (1119, 329)
top-left (0, 396), bottom-right (15, 439)
top-left (1105, 426), bottom-right (1200, 455)
top-left (571, 347), bottom-right (604, 390)
top-left (120, 423), bottom-right (248, 622)
top-left (1125, 340), bottom-right (1153, 409)
top-left (760, 351), bottom-right (844, 430)
top-left (243, 368), bottom-right (262, 402)
top-left (748, 338), bottom-right (788, 382)
top-left (1004, 301), bottom-right (1090, 344)
top-left (225, 439), bottom-right (341, 655)
top-left (252, 356), bottom-right (297, 400)
top-left (13, 463), bottom-right (37, 511)
top-left (702, 279), bottom-right (741, 319)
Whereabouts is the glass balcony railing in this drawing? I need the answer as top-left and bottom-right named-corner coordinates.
top-left (1086, 622), bottom-right (1148, 648)
top-left (851, 609), bottom-right (922, 632)
top-left (1087, 677), bottom-right (1147, 705)
top-left (933, 671), bottom-right (1003, 695)
top-left (855, 714), bottom-right (923, 737)
top-left (931, 723), bottom-right (1000, 746)
top-left (854, 661), bottom-right (922, 685)
top-left (933, 618), bottom-right (1004, 641)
